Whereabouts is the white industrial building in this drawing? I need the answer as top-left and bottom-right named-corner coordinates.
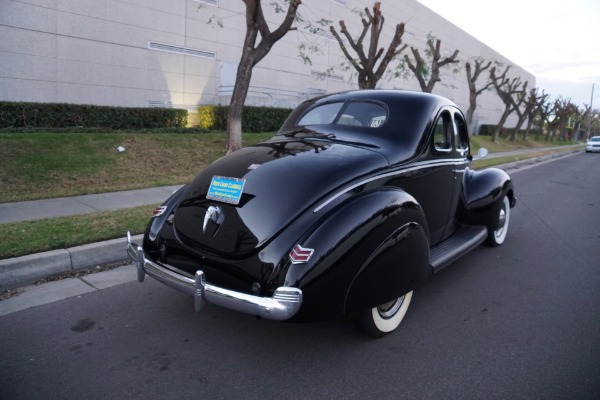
top-left (0, 0), bottom-right (535, 131)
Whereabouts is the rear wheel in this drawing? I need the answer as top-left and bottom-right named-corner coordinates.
top-left (487, 195), bottom-right (510, 247)
top-left (357, 291), bottom-right (413, 338)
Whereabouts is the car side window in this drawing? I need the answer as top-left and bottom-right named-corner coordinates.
top-left (454, 113), bottom-right (469, 154)
top-left (433, 111), bottom-right (453, 152)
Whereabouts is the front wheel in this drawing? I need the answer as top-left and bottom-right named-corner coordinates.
top-left (486, 195), bottom-right (510, 247)
top-left (357, 291), bottom-right (413, 338)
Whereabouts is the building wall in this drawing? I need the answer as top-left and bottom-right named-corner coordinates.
top-left (0, 0), bottom-right (535, 131)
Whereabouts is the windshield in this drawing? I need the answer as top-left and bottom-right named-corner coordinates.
top-left (297, 101), bottom-right (388, 129)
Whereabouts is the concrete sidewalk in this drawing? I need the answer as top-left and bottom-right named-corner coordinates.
top-left (0, 185), bottom-right (183, 224)
top-left (0, 146), bottom-right (584, 296)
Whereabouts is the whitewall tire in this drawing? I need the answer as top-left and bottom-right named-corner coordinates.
top-left (487, 195), bottom-right (510, 247)
top-left (358, 291), bottom-right (413, 338)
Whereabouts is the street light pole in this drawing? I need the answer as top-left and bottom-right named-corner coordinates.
top-left (586, 83), bottom-right (595, 140)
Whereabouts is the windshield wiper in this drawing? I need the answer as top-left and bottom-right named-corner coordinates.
top-left (282, 128), bottom-right (317, 137)
top-left (281, 129), bottom-right (378, 148)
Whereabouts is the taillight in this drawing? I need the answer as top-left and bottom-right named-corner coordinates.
top-left (153, 206), bottom-right (167, 217)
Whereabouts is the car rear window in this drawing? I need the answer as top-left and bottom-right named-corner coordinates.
top-left (297, 101), bottom-right (388, 128)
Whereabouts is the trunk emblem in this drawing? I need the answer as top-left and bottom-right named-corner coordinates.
top-left (203, 206), bottom-right (224, 234)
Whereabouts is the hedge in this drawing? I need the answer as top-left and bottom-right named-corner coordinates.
top-left (0, 102), bottom-right (188, 129)
top-left (477, 124), bottom-right (496, 136)
top-left (477, 124), bottom-right (543, 138)
top-left (198, 105), bottom-right (292, 133)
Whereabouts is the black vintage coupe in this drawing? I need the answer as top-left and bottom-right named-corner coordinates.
top-left (127, 90), bottom-right (516, 337)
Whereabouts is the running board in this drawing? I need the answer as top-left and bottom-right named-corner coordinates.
top-left (430, 226), bottom-right (488, 273)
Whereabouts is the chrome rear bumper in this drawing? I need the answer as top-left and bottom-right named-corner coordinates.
top-left (126, 232), bottom-right (302, 321)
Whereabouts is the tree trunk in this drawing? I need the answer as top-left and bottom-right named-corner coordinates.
top-left (466, 91), bottom-right (477, 133)
top-left (509, 114), bottom-right (527, 141)
top-left (224, 0), bottom-right (301, 154)
top-left (492, 105), bottom-right (511, 143)
top-left (227, 57), bottom-right (254, 153)
top-left (523, 117), bottom-right (535, 141)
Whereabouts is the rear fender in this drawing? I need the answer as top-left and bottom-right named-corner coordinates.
top-left (284, 188), bottom-right (431, 321)
top-left (343, 221), bottom-right (430, 316)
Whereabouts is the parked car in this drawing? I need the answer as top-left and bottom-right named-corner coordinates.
top-left (127, 90), bottom-right (516, 337)
top-left (586, 136), bottom-right (600, 153)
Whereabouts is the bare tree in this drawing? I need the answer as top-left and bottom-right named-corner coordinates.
top-left (226, 0), bottom-right (301, 153)
top-left (557, 100), bottom-right (580, 141)
top-left (535, 94), bottom-right (553, 141)
top-left (546, 99), bottom-right (563, 142)
top-left (329, 2), bottom-right (407, 89)
top-left (571, 104), bottom-right (588, 140)
top-left (403, 34), bottom-right (459, 93)
top-left (489, 65), bottom-right (524, 143)
top-left (508, 83), bottom-right (530, 141)
top-left (523, 89), bottom-right (547, 141)
top-left (587, 109), bottom-right (600, 138)
top-left (545, 98), bottom-right (577, 142)
top-left (465, 58), bottom-right (494, 132)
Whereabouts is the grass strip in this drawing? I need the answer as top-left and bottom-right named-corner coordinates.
top-left (0, 204), bottom-right (157, 259)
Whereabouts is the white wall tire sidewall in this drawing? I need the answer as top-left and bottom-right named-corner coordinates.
top-left (371, 291), bottom-right (413, 333)
top-left (492, 196), bottom-right (510, 245)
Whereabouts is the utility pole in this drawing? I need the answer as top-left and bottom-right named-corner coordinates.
top-left (586, 83), bottom-right (595, 140)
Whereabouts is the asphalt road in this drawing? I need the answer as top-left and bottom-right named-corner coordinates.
top-left (1, 153), bottom-right (599, 400)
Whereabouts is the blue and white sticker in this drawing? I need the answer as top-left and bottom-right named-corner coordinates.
top-left (206, 176), bottom-right (246, 205)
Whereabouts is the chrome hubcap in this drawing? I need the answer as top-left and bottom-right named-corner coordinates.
top-left (377, 295), bottom-right (405, 319)
top-left (497, 207), bottom-right (506, 228)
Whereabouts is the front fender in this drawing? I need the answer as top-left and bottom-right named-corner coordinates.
top-left (283, 188), bottom-right (431, 322)
top-left (461, 167), bottom-right (515, 228)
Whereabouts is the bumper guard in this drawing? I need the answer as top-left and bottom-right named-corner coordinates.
top-left (126, 232), bottom-right (302, 321)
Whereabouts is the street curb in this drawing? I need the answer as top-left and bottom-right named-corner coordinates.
top-left (0, 234), bottom-right (143, 290)
top-left (497, 148), bottom-right (583, 173)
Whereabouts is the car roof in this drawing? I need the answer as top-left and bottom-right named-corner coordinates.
top-left (278, 90), bottom-right (459, 164)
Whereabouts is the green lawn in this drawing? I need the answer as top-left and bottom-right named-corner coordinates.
top-left (0, 132), bottom-right (272, 203)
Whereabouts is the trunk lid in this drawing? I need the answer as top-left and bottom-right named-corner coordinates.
top-left (172, 138), bottom-right (387, 257)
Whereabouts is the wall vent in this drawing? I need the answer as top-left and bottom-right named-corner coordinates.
top-left (311, 70), bottom-right (343, 81)
top-left (147, 101), bottom-right (173, 108)
top-left (313, 28), bottom-right (336, 41)
top-left (193, 0), bottom-right (218, 6)
top-left (330, 0), bottom-right (346, 5)
top-left (148, 42), bottom-right (216, 59)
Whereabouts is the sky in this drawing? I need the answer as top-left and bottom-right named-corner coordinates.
top-left (417, 0), bottom-right (600, 109)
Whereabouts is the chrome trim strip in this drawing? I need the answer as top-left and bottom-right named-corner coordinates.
top-left (126, 234), bottom-right (302, 321)
top-left (313, 158), bottom-right (468, 212)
